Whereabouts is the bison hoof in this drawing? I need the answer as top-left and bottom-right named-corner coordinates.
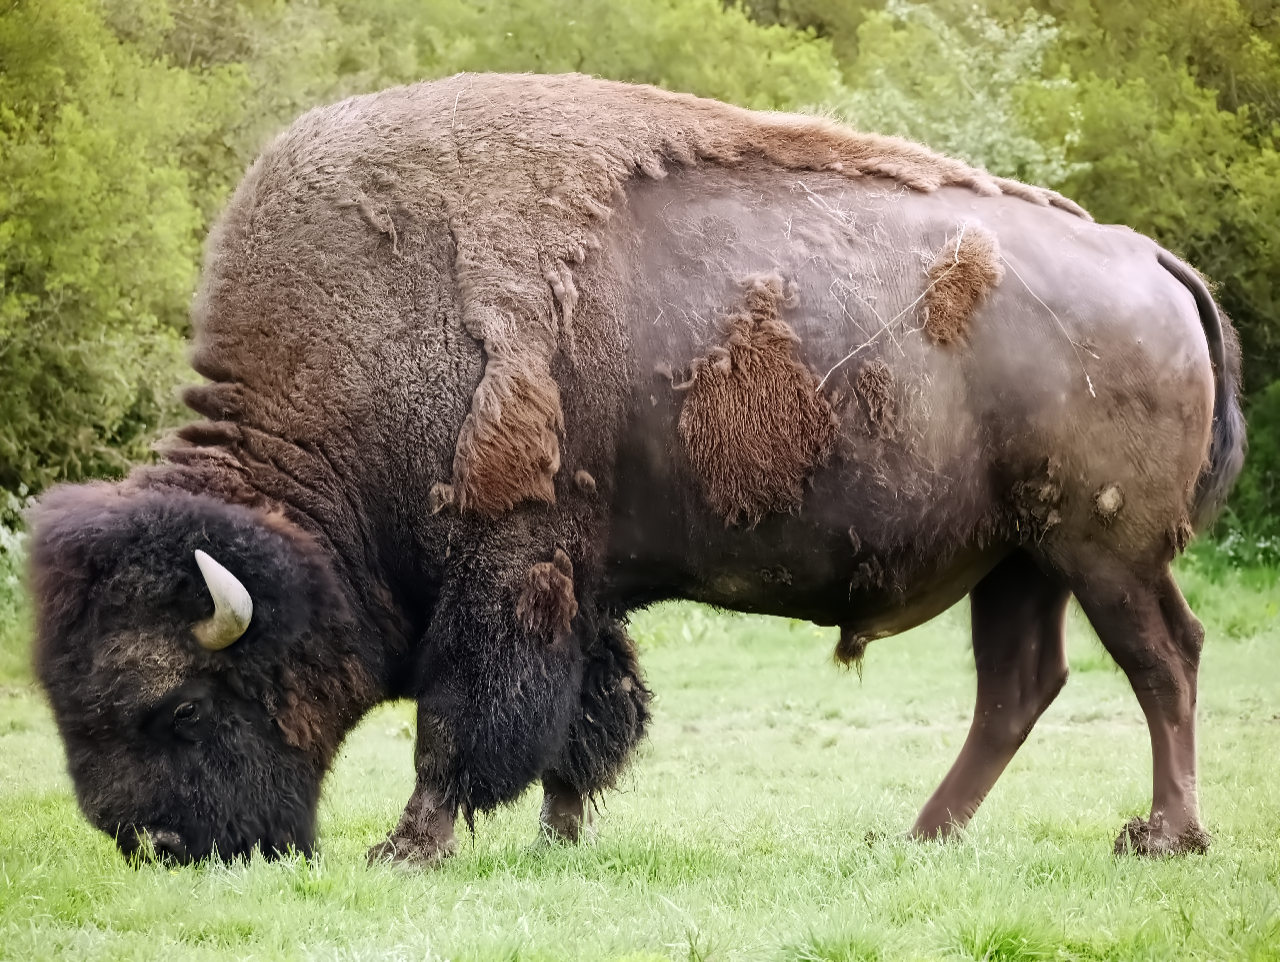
top-left (366, 833), bottom-right (458, 868)
top-left (538, 801), bottom-right (595, 846)
top-left (1113, 816), bottom-right (1210, 856)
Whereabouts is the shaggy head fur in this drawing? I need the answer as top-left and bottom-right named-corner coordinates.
top-left (678, 274), bottom-right (839, 526)
top-left (923, 225), bottom-right (1005, 344)
top-left (29, 484), bottom-right (366, 862)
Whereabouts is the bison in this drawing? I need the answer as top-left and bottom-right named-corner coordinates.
top-left (30, 73), bottom-right (1243, 865)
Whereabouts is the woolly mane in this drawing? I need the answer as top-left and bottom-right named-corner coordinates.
top-left (249, 73), bottom-right (1091, 515)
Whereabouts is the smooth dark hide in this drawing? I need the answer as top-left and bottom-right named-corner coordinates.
top-left (29, 74), bottom-right (1243, 865)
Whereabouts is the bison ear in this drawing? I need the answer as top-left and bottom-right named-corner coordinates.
top-left (192, 550), bottom-right (253, 650)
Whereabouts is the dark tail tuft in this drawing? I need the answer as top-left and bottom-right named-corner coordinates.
top-left (1156, 251), bottom-right (1246, 530)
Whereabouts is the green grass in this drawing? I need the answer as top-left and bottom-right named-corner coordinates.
top-left (1, 560), bottom-right (1278, 960)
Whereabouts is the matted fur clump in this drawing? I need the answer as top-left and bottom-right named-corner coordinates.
top-left (855, 359), bottom-right (896, 437)
top-left (678, 275), bottom-right (838, 526)
top-left (266, 73), bottom-right (1087, 515)
top-left (923, 224), bottom-right (1005, 344)
top-left (516, 548), bottom-right (578, 642)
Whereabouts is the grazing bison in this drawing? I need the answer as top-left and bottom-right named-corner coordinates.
top-left (31, 73), bottom-right (1243, 865)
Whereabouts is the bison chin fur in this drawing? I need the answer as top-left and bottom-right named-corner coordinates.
top-left (29, 483), bottom-right (362, 863)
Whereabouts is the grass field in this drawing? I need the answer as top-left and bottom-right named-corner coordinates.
top-left (1, 555), bottom-right (1278, 961)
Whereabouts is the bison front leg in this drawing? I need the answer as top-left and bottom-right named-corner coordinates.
top-left (369, 541), bottom-right (584, 867)
top-left (367, 709), bottom-right (459, 865)
top-left (538, 617), bottom-right (652, 844)
top-left (911, 550), bottom-right (1071, 839)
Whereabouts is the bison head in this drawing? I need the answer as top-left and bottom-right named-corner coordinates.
top-left (30, 483), bottom-right (363, 863)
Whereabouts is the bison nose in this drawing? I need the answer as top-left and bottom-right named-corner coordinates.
top-left (147, 827), bottom-right (192, 863)
top-left (118, 826), bottom-right (192, 864)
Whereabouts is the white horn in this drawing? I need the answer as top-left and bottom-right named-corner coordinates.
top-left (192, 549), bottom-right (253, 650)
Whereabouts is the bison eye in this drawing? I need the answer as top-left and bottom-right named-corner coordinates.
top-left (172, 699), bottom-right (214, 741)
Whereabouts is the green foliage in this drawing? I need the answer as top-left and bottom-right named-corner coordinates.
top-left (0, 487), bottom-right (33, 684)
top-left (827, 1), bottom-right (1084, 184)
top-left (1215, 380), bottom-right (1280, 551)
top-left (1175, 539), bottom-right (1279, 642)
top-left (316, 0), bottom-right (842, 110)
top-left (0, 0), bottom-right (237, 490)
top-left (0, 0), bottom-right (1276, 540)
top-left (1037, 2), bottom-right (1280, 394)
top-left (739, 0), bottom-right (881, 68)
top-left (0, 0), bottom-right (840, 501)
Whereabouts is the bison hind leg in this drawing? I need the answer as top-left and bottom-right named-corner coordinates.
top-left (1068, 559), bottom-right (1209, 855)
top-left (911, 549), bottom-right (1070, 840)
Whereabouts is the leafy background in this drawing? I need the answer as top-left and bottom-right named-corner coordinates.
top-left (3, 0), bottom-right (1279, 615)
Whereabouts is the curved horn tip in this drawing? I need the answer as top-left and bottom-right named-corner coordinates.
top-left (193, 549), bottom-right (253, 651)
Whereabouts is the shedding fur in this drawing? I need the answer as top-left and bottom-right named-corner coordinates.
top-left (266, 74), bottom-right (1086, 513)
top-left (924, 225), bottom-right (1005, 344)
top-left (1010, 457), bottom-right (1063, 542)
top-left (452, 357), bottom-right (563, 514)
top-left (677, 274), bottom-right (839, 526)
top-left (428, 482), bottom-right (455, 515)
top-left (516, 548), bottom-right (578, 641)
top-left (854, 359), bottom-right (896, 437)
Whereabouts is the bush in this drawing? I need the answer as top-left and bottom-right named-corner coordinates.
top-left (827, 0), bottom-right (1084, 185)
top-left (0, 0), bottom-right (234, 492)
top-left (1216, 378), bottom-right (1280, 553)
top-left (0, 488), bottom-right (33, 684)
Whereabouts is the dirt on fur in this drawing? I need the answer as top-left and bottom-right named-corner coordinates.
top-left (1114, 815), bottom-right (1211, 856)
top-left (677, 274), bottom-right (839, 527)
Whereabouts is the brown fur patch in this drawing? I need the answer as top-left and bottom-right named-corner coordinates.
top-left (452, 357), bottom-right (563, 515)
top-left (924, 225), bottom-right (1005, 344)
top-left (287, 74), bottom-right (1084, 514)
top-left (276, 656), bottom-right (375, 764)
top-left (516, 548), bottom-right (578, 641)
top-left (1169, 516), bottom-right (1194, 555)
top-left (854, 359), bottom-right (896, 437)
top-left (677, 274), bottom-right (839, 526)
top-left (574, 470), bottom-right (597, 496)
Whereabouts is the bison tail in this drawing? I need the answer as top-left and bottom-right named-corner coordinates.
top-left (1156, 250), bottom-right (1246, 531)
